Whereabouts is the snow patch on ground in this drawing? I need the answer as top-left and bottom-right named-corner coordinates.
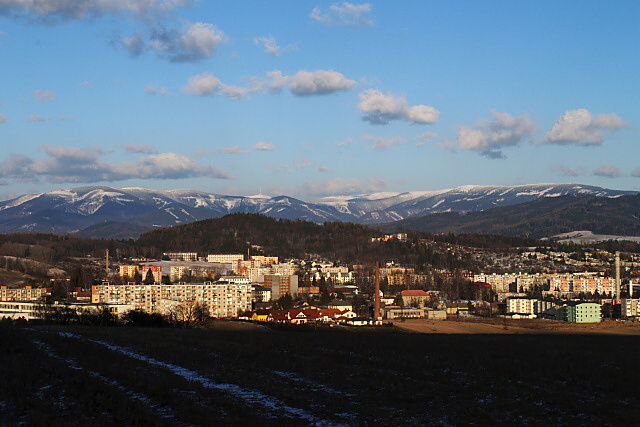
top-left (53, 332), bottom-right (336, 425)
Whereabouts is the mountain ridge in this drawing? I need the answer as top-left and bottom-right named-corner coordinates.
top-left (0, 183), bottom-right (636, 238)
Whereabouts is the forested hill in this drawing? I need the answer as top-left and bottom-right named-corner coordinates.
top-left (383, 194), bottom-right (640, 238)
top-left (137, 214), bottom-right (379, 263)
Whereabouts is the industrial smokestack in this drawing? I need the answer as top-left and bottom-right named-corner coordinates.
top-left (374, 261), bottom-right (381, 322)
top-left (615, 251), bottom-right (621, 299)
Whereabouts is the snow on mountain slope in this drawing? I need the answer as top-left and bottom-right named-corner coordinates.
top-left (0, 183), bottom-right (636, 236)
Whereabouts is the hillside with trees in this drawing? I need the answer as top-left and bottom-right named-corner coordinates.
top-left (384, 194), bottom-right (640, 238)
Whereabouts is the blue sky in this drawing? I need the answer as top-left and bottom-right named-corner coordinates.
top-left (0, 0), bottom-right (638, 201)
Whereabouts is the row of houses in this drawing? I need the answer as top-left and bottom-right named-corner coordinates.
top-left (239, 308), bottom-right (359, 324)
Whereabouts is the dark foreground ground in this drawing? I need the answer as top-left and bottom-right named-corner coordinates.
top-left (1, 322), bottom-right (638, 426)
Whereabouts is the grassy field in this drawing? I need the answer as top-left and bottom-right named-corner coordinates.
top-left (2, 322), bottom-right (639, 425)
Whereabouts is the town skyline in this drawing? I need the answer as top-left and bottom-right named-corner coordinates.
top-left (1, 0), bottom-right (638, 202)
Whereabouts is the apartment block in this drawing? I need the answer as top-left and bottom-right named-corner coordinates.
top-left (556, 301), bottom-right (602, 323)
top-left (92, 282), bottom-right (252, 318)
top-left (163, 252), bottom-right (198, 261)
top-left (263, 275), bottom-right (298, 300)
top-left (0, 286), bottom-right (50, 302)
top-left (207, 254), bottom-right (244, 264)
top-left (119, 264), bottom-right (139, 279)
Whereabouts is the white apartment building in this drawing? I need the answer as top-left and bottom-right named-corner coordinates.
top-left (163, 252), bottom-right (198, 261)
top-left (207, 254), bottom-right (244, 263)
top-left (507, 297), bottom-right (536, 315)
top-left (621, 299), bottom-right (640, 318)
top-left (92, 282), bottom-right (251, 318)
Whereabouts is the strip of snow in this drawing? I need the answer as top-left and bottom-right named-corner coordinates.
top-left (272, 371), bottom-right (355, 398)
top-left (54, 332), bottom-right (336, 425)
top-left (31, 338), bottom-right (181, 423)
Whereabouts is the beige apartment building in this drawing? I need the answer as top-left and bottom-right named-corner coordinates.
top-left (92, 282), bottom-right (252, 318)
top-left (0, 286), bottom-right (50, 301)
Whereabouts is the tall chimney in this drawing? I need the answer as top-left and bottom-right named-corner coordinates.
top-left (105, 249), bottom-right (109, 279)
top-left (374, 261), bottom-right (381, 322)
top-left (615, 251), bottom-right (621, 299)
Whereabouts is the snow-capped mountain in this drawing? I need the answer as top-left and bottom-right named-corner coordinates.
top-left (0, 184), bottom-right (635, 237)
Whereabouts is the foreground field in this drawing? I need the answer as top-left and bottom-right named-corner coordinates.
top-left (2, 323), bottom-right (639, 425)
top-left (395, 318), bottom-right (640, 335)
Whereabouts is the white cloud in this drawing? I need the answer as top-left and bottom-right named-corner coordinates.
top-left (288, 70), bottom-right (355, 96)
top-left (0, 113), bottom-right (5, 123)
top-left (363, 134), bottom-right (404, 150)
top-left (124, 21), bottom-right (225, 63)
top-left (124, 144), bottom-right (157, 154)
top-left (416, 132), bottom-right (437, 146)
top-left (33, 90), bottom-right (56, 102)
top-left (254, 70), bottom-right (355, 96)
top-left (182, 73), bottom-right (221, 96)
top-left (255, 142), bottom-right (275, 151)
top-left (217, 146), bottom-right (249, 154)
top-left (310, 2), bottom-right (372, 27)
top-left (144, 84), bottom-right (170, 95)
top-left (184, 69), bottom-right (354, 100)
top-left (254, 35), bottom-right (281, 57)
top-left (335, 137), bottom-right (354, 147)
top-left (358, 89), bottom-right (439, 125)
top-left (303, 176), bottom-right (386, 197)
top-left (0, 146), bottom-right (230, 184)
top-left (220, 85), bottom-right (250, 100)
top-left (551, 165), bottom-right (586, 177)
top-left (456, 111), bottom-right (535, 159)
top-left (26, 114), bottom-right (53, 122)
top-left (0, 0), bottom-right (191, 23)
top-left (543, 109), bottom-right (630, 146)
top-left (593, 165), bottom-right (623, 178)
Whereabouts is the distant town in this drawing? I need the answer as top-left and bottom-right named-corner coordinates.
top-left (2, 231), bottom-right (640, 327)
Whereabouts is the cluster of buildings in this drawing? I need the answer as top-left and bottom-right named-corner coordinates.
top-left (239, 308), bottom-right (359, 324)
top-left (473, 272), bottom-right (638, 298)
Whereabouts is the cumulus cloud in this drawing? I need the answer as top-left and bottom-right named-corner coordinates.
top-left (0, 0), bottom-right (190, 23)
top-left (310, 2), bottom-right (373, 27)
top-left (0, 146), bottom-right (231, 184)
top-left (183, 69), bottom-right (354, 100)
top-left (363, 134), bottom-right (404, 150)
top-left (254, 142), bottom-right (275, 151)
top-left (456, 111), bottom-right (535, 159)
top-left (124, 144), bottom-right (157, 154)
top-left (358, 89), bottom-right (439, 125)
top-left (254, 35), bottom-right (281, 57)
top-left (543, 109), bottom-right (630, 146)
top-left (123, 21), bottom-right (225, 63)
top-left (303, 176), bottom-right (386, 197)
top-left (33, 90), bottom-right (56, 102)
top-left (144, 84), bottom-right (169, 95)
top-left (182, 73), bottom-right (221, 96)
top-left (255, 70), bottom-right (355, 96)
top-left (593, 166), bottom-right (623, 178)
top-left (0, 113), bottom-right (5, 123)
